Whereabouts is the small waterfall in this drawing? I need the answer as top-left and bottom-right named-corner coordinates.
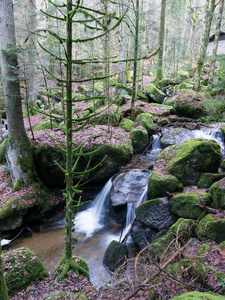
top-left (74, 178), bottom-right (112, 239)
top-left (162, 89), bottom-right (170, 105)
top-left (145, 133), bottom-right (162, 161)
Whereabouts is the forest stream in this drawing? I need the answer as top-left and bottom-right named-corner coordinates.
top-left (6, 123), bottom-right (225, 287)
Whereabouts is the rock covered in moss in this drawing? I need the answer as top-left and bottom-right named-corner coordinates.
top-left (135, 113), bottom-right (156, 134)
top-left (135, 197), bottom-right (177, 230)
top-left (155, 138), bottom-right (221, 186)
top-left (83, 98), bottom-right (102, 115)
top-left (2, 247), bottom-right (48, 293)
top-left (33, 120), bottom-right (58, 131)
top-left (119, 119), bottom-right (134, 132)
top-left (146, 84), bottom-right (166, 104)
top-left (131, 126), bottom-right (149, 153)
top-left (148, 218), bottom-right (196, 259)
top-left (176, 81), bottom-right (194, 91)
top-left (148, 171), bottom-right (181, 199)
top-left (169, 191), bottom-right (211, 219)
top-left (91, 104), bottom-right (121, 126)
top-left (196, 214), bottom-right (225, 243)
top-left (171, 292), bottom-right (225, 300)
top-left (164, 89), bottom-right (206, 119)
top-left (209, 178), bottom-right (225, 209)
top-left (198, 173), bottom-right (225, 188)
top-left (103, 240), bottom-right (128, 272)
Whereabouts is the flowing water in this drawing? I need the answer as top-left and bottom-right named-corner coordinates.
top-left (6, 124), bottom-right (225, 286)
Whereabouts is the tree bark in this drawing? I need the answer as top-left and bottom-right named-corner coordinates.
top-left (208, 0), bottom-right (224, 88)
top-left (119, 0), bottom-right (128, 84)
top-left (25, 0), bottom-right (37, 106)
top-left (0, 0), bottom-right (36, 187)
top-left (155, 0), bottom-right (166, 82)
top-left (194, 0), bottom-right (216, 91)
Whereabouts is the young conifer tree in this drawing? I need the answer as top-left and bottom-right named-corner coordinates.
top-left (39, 0), bottom-right (123, 279)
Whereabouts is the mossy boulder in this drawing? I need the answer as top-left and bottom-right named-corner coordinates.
top-left (196, 214), bottom-right (225, 243)
top-left (149, 103), bottom-right (175, 117)
top-left (148, 218), bottom-right (196, 259)
top-left (164, 89), bottom-right (206, 119)
top-left (135, 197), bottom-right (177, 230)
top-left (146, 84), bottom-right (166, 104)
top-left (209, 178), bottom-right (225, 209)
top-left (171, 292), bottom-right (225, 300)
top-left (157, 78), bottom-right (175, 88)
top-left (119, 119), bottom-right (134, 132)
top-left (170, 191), bottom-right (211, 219)
top-left (93, 81), bottom-right (103, 93)
top-left (0, 138), bottom-right (8, 164)
top-left (103, 240), bottom-right (128, 272)
top-left (33, 120), bottom-right (58, 131)
top-left (2, 247), bottom-right (48, 293)
top-left (115, 83), bottom-right (148, 101)
top-left (198, 173), bottom-right (225, 188)
top-left (155, 138), bottom-right (221, 186)
top-left (131, 126), bottom-right (149, 153)
top-left (83, 98), bottom-right (102, 114)
top-left (221, 159), bottom-right (225, 170)
top-left (135, 113), bottom-right (157, 135)
top-left (176, 70), bottom-right (190, 82)
top-left (176, 81), bottom-right (194, 91)
top-left (148, 171), bottom-right (180, 199)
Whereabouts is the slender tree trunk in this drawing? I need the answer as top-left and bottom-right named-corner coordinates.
top-left (208, 0), bottom-right (224, 88)
top-left (25, 0), bottom-right (37, 106)
top-left (194, 0), bottom-right (216, 91)
top-left (119, 0), bottom-right (128, 84)
top-left (131, 0), bottom-right (139, 108)
top-left (102, 0), bottom-right (110, 103)
top-left (155, 0), bottom-right (166, 82)
top-left (0, 0), bottom-right (36, 187)
top-left (0, 241), bottom-right (8, 300)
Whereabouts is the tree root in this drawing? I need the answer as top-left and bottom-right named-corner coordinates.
top-left (52, 256), bottom-right (90, 281)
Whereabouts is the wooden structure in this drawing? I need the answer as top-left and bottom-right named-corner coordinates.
top-left (207, 31), bottom-right (225, 56)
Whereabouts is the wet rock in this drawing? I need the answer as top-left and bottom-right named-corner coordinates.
top-left (209, 177), bottom-right (225, 209)
top-left (131, 126), bottom-right (149, 153)
top-left (135, 113), bottom-right (157, 135)
top-left (103, 240), bottom-right (128, 272)
top-left (146, 84), bottom-right (166, 104)
top-left (160, 127), bottom-right (195, 149)
top-left (110, 169), bottom-right (149, 207)
top-left (135, 197), bottom-right (177, 230)
top-left (131, 221), bottom-right (156, 249)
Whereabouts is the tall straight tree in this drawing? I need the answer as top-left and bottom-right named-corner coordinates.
top-left (25, 0), bottom-right (37, 106)
top-left (155, 0), bottom-right (166, 82)
top-left (131, 0), bottom-right (140, 108)
top-left (194, 0), bottom-right (216, 91)
top-left (0, 0), bottom-right (37, 188)
top-left (208, 0), bottom-right (225, 88)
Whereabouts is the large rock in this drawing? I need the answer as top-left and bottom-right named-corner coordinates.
top-left (146, 84), bottom-right (166, 104)
top-left (164, 89), bottom-right (206, 119)
top-left (135, 113), bottom-right (156, 135)
top-left (2, 247), bottom-right (48, 293)
top-left (155, 138), bottom-right (221, 186)
top-left (33, 126), bottom-right (133, 186)
top-left (160, 127), bottom-right (195, 149)
top-left (131, 221), bottom-right (156, 249)
top-left (209, 178), bottom-right (225, 209)
top-left (170, 191), bottom-right (211, 219)
top-left (195, 214), bottom-right (225, 243)
top-left (131, 126), bottom-right (149, 153)
top-left (148, 171), bottom-right (181, 199)
top-left (91, 104), bottom-right (121, 126)
top-left (110, 169), bottom-right (149, 206)
top-left (135, 197), bottom-right (177, 230)
top-left (198, 173), bottom-right (225, 188)
top-left (103, 240), bottom-right (128, 272)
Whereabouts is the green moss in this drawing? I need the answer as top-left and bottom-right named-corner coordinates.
top-left (131, 126), bottom-right (149, 153)
top-left (0, 138), bottom-right (8, 164)
top-left (171, 292), bottom-right (225, 299)
top-left (146, 84), bottom-right (166, 104)
top-left (93, 81), bottom-right (103, 93)
top-left (148, 171), bottom-right (180, 199)
top-left (209, 178), bottom-right (225, 209)
top-left (115, 83), bottom-right (148, 101)
top-left (170, 192), bottom-right (211, 219)
top-left (33, 120), bottom-right (58, 131)
top-left (198, 173), bottom-right (225, 188)
top-left (196, 214), bottom-right (225, 243)
top-left (119, 119), bottom-right (134, 132)
top-left (3, 247), bottom-right (48, 293)
top-left (135, 113), bottom-right (157, 134)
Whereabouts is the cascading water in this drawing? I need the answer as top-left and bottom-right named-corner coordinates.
top-left (74, 178), bottom-right (112, 239)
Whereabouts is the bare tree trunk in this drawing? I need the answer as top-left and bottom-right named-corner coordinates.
top-left (208, 0), bottom-right (224, 88)
top-left (194, 0), bottom-right (216, 91)
top-left (0, 0), bottom-right (36, 187)
top-left (25, 0), bottom-right (37, 106)
top-left (155, 0), bottom-right (166, 82)
top-left (119, 0), bottom-right (128, 84)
